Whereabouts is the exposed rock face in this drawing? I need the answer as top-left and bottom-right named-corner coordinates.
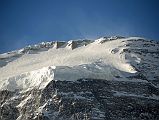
top-left (1, 79), bottom-right (159, 120)
top-left (54, 41), bottom-right (66, 49)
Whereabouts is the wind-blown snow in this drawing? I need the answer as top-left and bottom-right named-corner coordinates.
top-left (0, 37), bottom-right (138, 78)
top-left (0, 36), bottom-right (158, 91)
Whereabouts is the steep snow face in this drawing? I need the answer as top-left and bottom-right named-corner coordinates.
top-left (0, 66), bottom-right (55, 91)
top-left (0, 63), bottom-right (123, 91)
top-left (0, 36), bottom-right (159, 91)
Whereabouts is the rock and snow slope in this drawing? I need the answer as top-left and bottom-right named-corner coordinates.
top-left (0, 36), bottom-right (159, 120)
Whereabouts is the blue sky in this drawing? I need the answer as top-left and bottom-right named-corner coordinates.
top-left (0, 0), bottom-right (159, 53)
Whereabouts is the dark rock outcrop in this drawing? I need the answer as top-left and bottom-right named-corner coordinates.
top-left (1, 79), bottom-right (159, 120)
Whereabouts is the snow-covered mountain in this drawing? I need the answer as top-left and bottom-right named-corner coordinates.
top-left (0, 36), bottom-right (159, 120)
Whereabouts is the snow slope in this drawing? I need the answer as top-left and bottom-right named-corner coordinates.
top-left (0, 36), bottom-right (159, 91)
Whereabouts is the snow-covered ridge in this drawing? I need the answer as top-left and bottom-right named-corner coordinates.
top-left (0, 39), bottom-right (92, 57)
top-left (0, 36), bottom-right (126, 58)
top-left (0, 36), bottom-right (159, 91)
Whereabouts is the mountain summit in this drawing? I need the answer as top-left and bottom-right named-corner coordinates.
top-left (0, 36), bottom-right (159, 120)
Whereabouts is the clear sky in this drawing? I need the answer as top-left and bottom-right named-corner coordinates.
top-left (0, 0), bottom-right (159, 53)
